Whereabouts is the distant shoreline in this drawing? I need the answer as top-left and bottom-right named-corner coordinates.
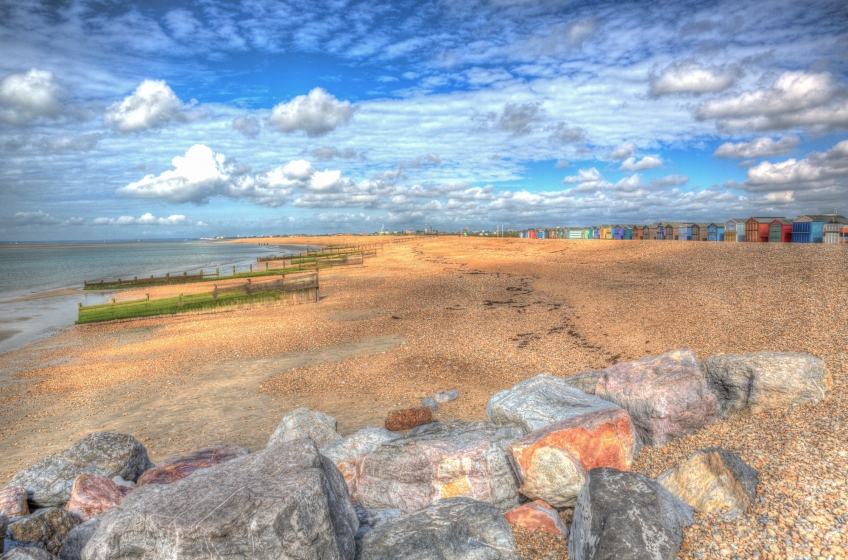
top-left (0, 241), bottom-right (222, 250)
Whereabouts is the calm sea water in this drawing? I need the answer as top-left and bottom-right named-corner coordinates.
top-left (0, 241), bottom-right (310, 354)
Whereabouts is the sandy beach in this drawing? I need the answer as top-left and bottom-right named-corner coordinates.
top-left (0, 236), bottom-right (846, 559)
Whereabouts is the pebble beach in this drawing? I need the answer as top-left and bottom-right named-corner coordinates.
top-left (0, 236), bottom-right (846, 558)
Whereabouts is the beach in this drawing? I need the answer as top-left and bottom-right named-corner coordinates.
top-left (0, 236), bottom-right (846, 558)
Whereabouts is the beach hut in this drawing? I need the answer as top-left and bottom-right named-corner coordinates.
top-left (613, 225), bottom-right (624, 240)
top-left (693, 223), bottom-right (711, 241)
top-left (622, 226), bottom-right (632, 240)
top-left (656, 224), bottom-right (667, 240)
top-left (746, 217), bottom-right (785, 242)
top-left (768, 219), bottom-right (793, 242)
top-left (724, 219), bottom-right (746, 242)
top-left (644, 225), bottom-right (656, 240)
top-left (690, 223), bottom-right (701, 241)
top-left (824, 217), bottom-right (848, 244)
top-left (566, 228), bottom-right (582, 239)
top-left (717, 226), bottom-right (725, 241)
top-left (792, 215), bottom-right (847, 243)
top-left (592, 227), bottom-right (600, 239)
top-left (707, 223), bottom-right (719, 242)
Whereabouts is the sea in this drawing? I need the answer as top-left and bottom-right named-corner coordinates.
top-left (0, 240), bottom-right (312, 354)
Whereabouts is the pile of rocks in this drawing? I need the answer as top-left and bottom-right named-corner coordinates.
top-left (0, 349), bottom-right (830, 559)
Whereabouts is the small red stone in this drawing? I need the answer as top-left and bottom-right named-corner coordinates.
top-left (384, 407), bottom-right (433, 431)
top-left (504, 500), bottom-right (569, 538)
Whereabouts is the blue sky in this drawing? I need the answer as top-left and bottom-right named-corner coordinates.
top-left (1, 0), bottom-right (847, 239)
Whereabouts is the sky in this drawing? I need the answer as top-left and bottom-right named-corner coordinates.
top-left (1, 0), bottom-right (847, 239)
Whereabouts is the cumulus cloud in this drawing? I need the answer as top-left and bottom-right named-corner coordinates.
top-left (104, 80), bottom-right (201, 133)
top-left (563, 167), bottom-right (603, 184)
top-left (91, 213), bottom-right (191, 226)
top-left (555, 160), bottom-right (569, 168)
top-left (232, 115), bottom-right (260, 138)
top-left (608, 141), bottom-right (636, 160)
top-left (548, 122), bottom-right (585, 143)
top-left (9, 210), bottom-right (84, 227)
top-left (713, 136), bottom-right (800, 158)
top-left (649, 60), bottom-right (741, 97)
top-left (479, 102), bottom-right (544, 136)
top-left (696, 71), bottom-right (848, 132)
top-left (744, 139), bottom-right (848, 192)
top-left (0, 69), bottom-right (66, 125)
top-left (117, 144), bottom-right (354, 207)
top-left (268, 88), bottom-right (357, 137)
top-left (620, 156), bottom-right (663, 171)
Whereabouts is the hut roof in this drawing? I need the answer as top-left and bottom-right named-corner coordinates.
top-left (796, 214), bottom-right (847, 222)
top-left (748, 216), bottom-right (787, 223)
top-left (769, 218), bottom-right (793, 225)
top-left (726, 218), bottom-right (747, 225)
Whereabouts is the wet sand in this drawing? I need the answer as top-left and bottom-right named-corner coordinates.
top-left (0, 236), bottom-right (846, 559)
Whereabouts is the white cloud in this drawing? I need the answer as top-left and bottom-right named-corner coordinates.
top-left (0, 69), bottom-right (65, 125)
top-left (232, 115), bottom-right (260, 138)
top-left (649, 174), bottom-right (689, 188)
top-left (714, 136), bottom-right (800, 158)
top-left (117, 144), bottom-right (355, 208)
top-left (744, 139), bottom-right (848, 192)
top-left (649, 60), bottom-right (741, 97)
top-left (696, 71), bottom-right (848, 132)
top-left (620, 156), bottom-right (663, 171)
top-left (9, 210), bottom-right (84, 227)
top-left (309, 146), bottom-right (359, 160)
top-left (91, 213), bottom-right (190, 226)
top-left (563, 167), bottom-right (603, 184)
top-left (104, 80), bottom-right (200, 133)
top-left (268, 88), bottom-right (357, 137)
top-left (608, 141), bottom-right (636, 160)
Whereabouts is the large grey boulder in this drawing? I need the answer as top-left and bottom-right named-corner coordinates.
top-left (355, 421), bottom-right (525, 514)
top-left (357, 497), bottom-right (518, 560)
top-left (701, 352), bottom-right (832, 419)
top-left (81, 438), bottom-right (358, 560)
top-left (572, 350), bottom-right (718, 447)
top-left (58, 519), bottom-right (100, 560)
top-left (320, 428), bottom-right (401, 497)
top-left (5, 508), bottom-right (78, 556)
top-left (1, 548), bottom-right (57, 560)
top-left (569, 468), bottom-right (694, 560)
top-left (267, 407), bottom-right (343, 448)
top-left (8, 433), bottom-right (152, 508)
top-left (487, 374), bottom-right (623, 432)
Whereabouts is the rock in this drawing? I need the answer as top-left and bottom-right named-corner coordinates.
top-left (657, 448), bottom-right (759, 514)
top-left (65, 475), bottom-right (124, 522)
top-left (267, 407), bottom-right (343, 448)
top-left (1, 514), bottom-right (6, 553)
top-left (136, 445), bottom-right (249, 485)
top-left (569, 468), bottom-right (694, 560)
top-left (8, 433), bottom-right (152, 508)
top-left (0, 487), bottom-right (29, 518)
top-left (563, 370), bottom-right (605, 395)
top-left (6, 508), bottom-right (78, 556)
top-left (421, 397), bottom-right (438, 411)
top-left (355, 420), bottom-right (524, 513)
top-left (701, 351), bottom-right (832, 419)
top-left (357, 497), bottom-right (518, 560)
top-left (589, 349), bottom-right (718, 447)
top-left (434, 390), bottom-right (458, 403)
top-left (320, 428), bottom-right (401, 497)
top-left (487, 374), bottom-right (622, 432)
top-left (1, 548), bottom-right (57, 560)
top-left (384, 406), bottom-right (433, 431)
top-left (352, 504), bottom-right (401, 531)
top-left (507, 407), bottom-right (637, 507)
top-left (81, 438), bottom-right (358, 560)
top-left (504, 500), bottom-right (568, 537)
top-left (58, 519), bottom-right (99, 560)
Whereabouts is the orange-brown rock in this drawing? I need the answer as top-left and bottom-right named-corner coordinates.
top-left (0, 486), bottom-right (29, 518)
top-left (137, 445), bottom-right (249, 486)
top-left (508, 407), bottom-right (636, 507)
top-left (384, 406), bottom-right (433, 431)
top-left (504, 500), bottom-right (568, 537)
top-left (66, 474), bottom-right (124, 521)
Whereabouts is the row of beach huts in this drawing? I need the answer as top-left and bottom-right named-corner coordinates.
top-left (519, 215), bottom-right (848, 244)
